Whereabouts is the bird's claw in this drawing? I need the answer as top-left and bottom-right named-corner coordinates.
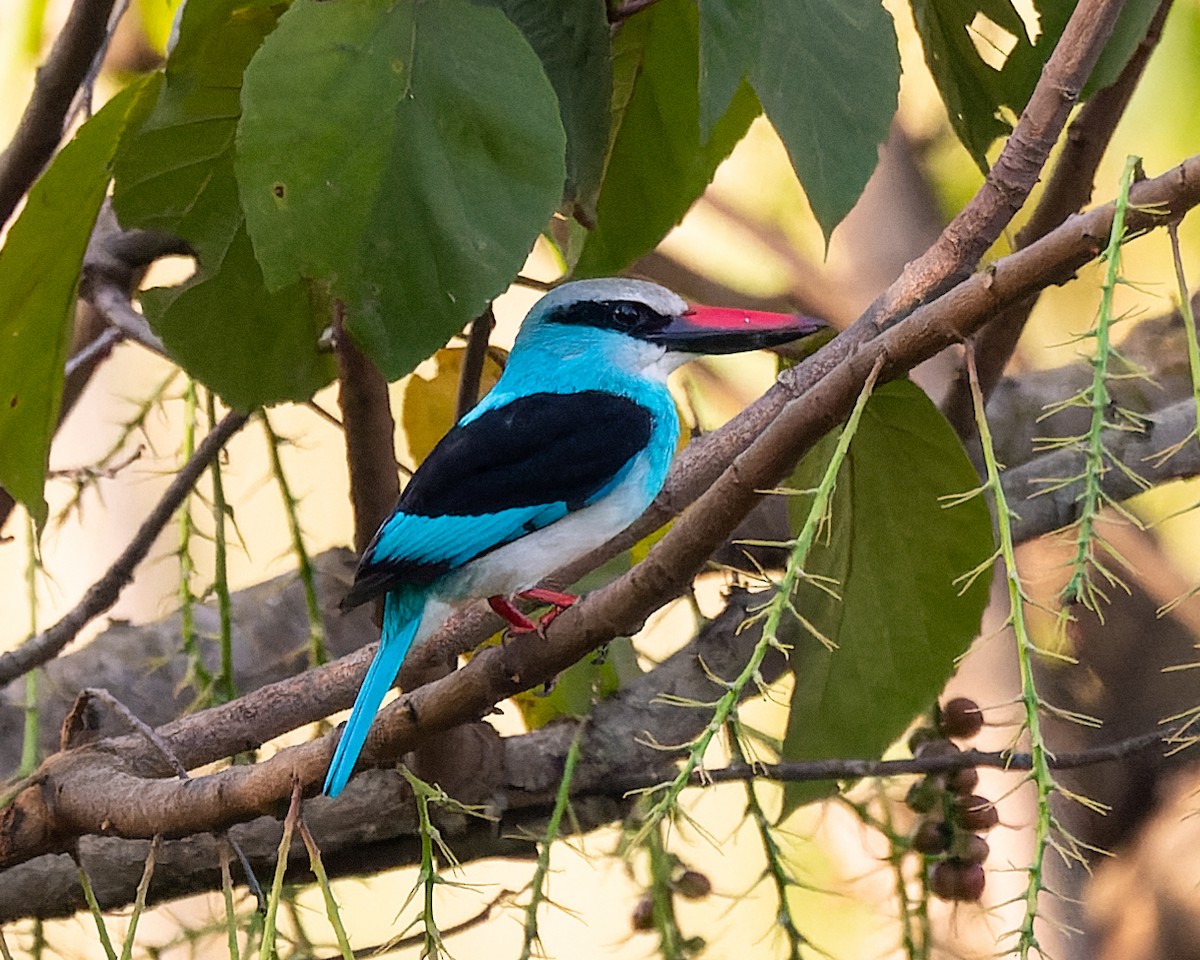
top-left (490, 590), bottom-right (578, 641)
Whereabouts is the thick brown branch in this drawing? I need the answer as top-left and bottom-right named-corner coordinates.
top-left (0, 0), bottom-right (121, 230)
top-left (555, 152), bottom-right (1200, 588)
top-left (334, 305), bottom-right (399, 555)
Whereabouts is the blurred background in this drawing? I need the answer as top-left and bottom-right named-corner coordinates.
top-left (3, 0), bottom-right (1200, 956)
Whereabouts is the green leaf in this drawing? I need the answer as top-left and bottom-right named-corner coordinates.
top-left (778, 380), bottom-right (994, 814)
top-left (237, 0), bottom-right (566, 381)
top-left (480, 0), bottom-right (611, 224)
top-left (699, 0), bottom-right (900, 241)
top-left (573, 0), bottom-right (760, 278)
top-left (0, 79), bottom-right (153, 527)
top-left (114, 0), bottom-right (335, 409)
top-left (140, 227), bottom-right (334, 409)
top-left (913, 0), bottom-right (1162, 170)
top-left (909, 0), bottom-right (1036, 169)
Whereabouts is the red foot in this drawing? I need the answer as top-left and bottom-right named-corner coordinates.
top-left (488, 596), bottom-right (537, 634)
top-left (489, 590), bottom-right (579, 639)
top-left (517, 587), bottom-right (578, 608)
top-left (517, 588), bottom-right (578, 632)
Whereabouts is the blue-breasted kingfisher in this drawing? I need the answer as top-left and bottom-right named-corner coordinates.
top-left (323, 278), bottom-right (826, 796)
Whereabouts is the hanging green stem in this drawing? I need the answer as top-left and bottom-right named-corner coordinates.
top-left (966, 349), bottom-right (1055, 958)
top-left (633, 358), bottom-right (884, 843)
top-left (77, 862), bottom-right (118, 960)
top-left (520, 724), bottom-right (584, 960)
top-left (19, 514), bottom-right (39, 777)
top-left (206, 392), bottom-right (236, 703)
top-left (258, 781), bottom-right (303, 960)
top-left (400, 767), bottom-right (451, 959)
top-left (178, 380), bottom-right (213, 703)
top-left (1059, 155), bottom-right (1143, 619)
top-left (645, 821), bottom-right (688, 960)
top-left (725, 716), bottom-right (807, 959)
top-left (117, 836), bottom-right (160, 960)
top-left (261, 412), bottom-right (327, 667)
top-left (1167, 222), bottom-right (1200, 448)
top-left (298, 817), bottom-right (354, 960)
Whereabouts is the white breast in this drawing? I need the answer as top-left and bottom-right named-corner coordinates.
top-left (433, 454), bottom-right (656, 604)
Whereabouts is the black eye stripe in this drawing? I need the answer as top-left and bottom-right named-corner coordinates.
top-left (545, 299), bottom-right (671, 336)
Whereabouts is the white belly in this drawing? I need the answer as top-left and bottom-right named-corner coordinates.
top-left (433, 453), bottom-right (655, 604)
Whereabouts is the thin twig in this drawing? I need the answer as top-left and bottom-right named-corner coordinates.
top-left (63, 326), bottom-right (122, 378)
top-left (87, 285), bottom-right (167, 356)
top-left (666, 722), bottom-right (1184, 788)
top-left (0, 409), bottom-right (250, 687)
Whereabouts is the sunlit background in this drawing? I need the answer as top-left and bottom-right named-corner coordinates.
top-left (2, 0), bottom-right (1200, 956)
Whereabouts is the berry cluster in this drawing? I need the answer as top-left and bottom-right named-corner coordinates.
top-left (905, 697), bottom-right (994, 903)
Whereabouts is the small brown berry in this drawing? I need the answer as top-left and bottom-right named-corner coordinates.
top-left (946, 765), bottom-right (979, 796)
top-left (914, 738), bottom-right (961, 760)
top-left (940, 698), bottom-right (984, 741)
top-left (951, 833), bottom-right (990, 865)
top-left (954, 794), bottom-right (999, 832)
top-left (632, 895), bottom-right (655, 931)
top-left (674, 870), bottom-right (712, 900)
top-left (930, 859), bottom-right (986, 902)
top-left (912, 819), bottom-right (951, 856)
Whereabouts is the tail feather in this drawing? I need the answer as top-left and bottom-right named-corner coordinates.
top-left (324, 591), bottom-right (426, 797)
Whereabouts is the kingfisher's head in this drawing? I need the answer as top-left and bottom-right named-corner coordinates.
top-left (513, 278), bottom-right (826, 377)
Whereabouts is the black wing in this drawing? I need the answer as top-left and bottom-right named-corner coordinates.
top-left (341, 390), bottom-right (654, 609)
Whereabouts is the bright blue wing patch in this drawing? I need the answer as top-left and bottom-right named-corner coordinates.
top-left (371, 502), bottom-right (570, 569)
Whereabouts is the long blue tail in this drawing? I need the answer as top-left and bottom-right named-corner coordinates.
top-left (324, 590), bottom-right (426, 797)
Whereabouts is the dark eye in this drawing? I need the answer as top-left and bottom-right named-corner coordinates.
top-left (611, 303), bottom-right (642, 329)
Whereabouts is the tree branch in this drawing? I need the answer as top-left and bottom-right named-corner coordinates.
top-left (334, 303), bottom-right (399, 555)
top-left (857, 0), bottom-right (1125, 333)
top-left (455, 306), bottom-right (495, 421)
top-left (0, 409), bottom-right (249, 687)
top-left (0, 0), bottom-right (121, 230)
top-left (0, 565), bottom-right (1180, 918)
top-left (942, 0), bottom-right (1174, 435)
top-left (1004, 396), bottom-right (1200, 543)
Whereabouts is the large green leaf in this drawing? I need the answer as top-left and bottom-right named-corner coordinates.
top-left (573, 0), bottom-right (760, 278)
top-left (113, 0), bottom-right (335, 410)
top-left (237, 0), bottom-right (566, 381)
top-left (779, 380), bottom-right (994, 814)
top-left (481, 0), bottom-right (611, 225)
top-left (0, 80), bottom-right (153, 527)
top-left (698, 0), bottom-right (900, 241)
